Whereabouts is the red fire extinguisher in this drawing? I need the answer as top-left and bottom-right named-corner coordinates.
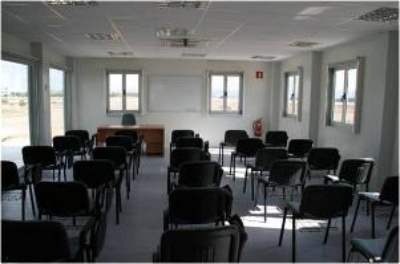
top-left (253, 118), bottom-right (263, 137)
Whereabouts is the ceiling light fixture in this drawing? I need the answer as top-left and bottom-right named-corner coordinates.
top-left (107, 51), bottom-right (133, 56)
top-left (45, 0), bottom-right (97, 6)
top-left (356, 7), bottom-right (398, 23)
top-left (288, 41), bottom-right (319, 48)
top-left (251, 55), bottom-right (276, 60)
top-left (154, 1), bottom-right (209, 9)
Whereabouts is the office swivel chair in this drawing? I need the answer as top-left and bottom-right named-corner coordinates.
top-left (121, 113), bottom-right (137, 125)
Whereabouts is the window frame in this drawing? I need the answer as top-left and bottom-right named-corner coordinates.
top-left (326, 57), bottom-right (364, 133)
top-left (283, 66), bottom-right (303, 121)
top-left (208, 72), bottom-right (244, 115)
top-left (106, 70), bottom-right (142, 114)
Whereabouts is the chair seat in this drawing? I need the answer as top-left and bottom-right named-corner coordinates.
top-left (350, 238), bottom-right (385, 261)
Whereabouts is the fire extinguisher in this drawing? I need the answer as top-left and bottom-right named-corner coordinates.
top-left (253, 118), bottom-right (263, 137)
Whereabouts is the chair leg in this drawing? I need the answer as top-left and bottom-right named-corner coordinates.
top-left (167, 169), bottom-right (171, 194)
top-left (342, 215), bottom-right (346, 263)
top-left (292, 215), bottom-right (296, 262)
top-left (323, 218), bottom-right (331, 244)
top-left (251, 171), bottom-right (256, 201)
top-left (278, 207), bottom-right (288, 246)
top-left (243, 167), bottom-right (248, 193)
top-left (124, 169), bottom-right (130, 200)
top-left (371, 203), bottom-right (375, 238)
top-left (28, 183), bottom-right (36, 216)
top-left (350, 197), bottom-right (362, 232)
top-left (254, 180), bottom-right (260, 208)
top-left (229, 154), bottom-right (233, 174)
top-left (21, 188), bottom-right (26, 221)
top-left (387, 205), bottom-right (396, 229)
top-left (263, 185), bottom-right (267, 222)
top-left (233, 155), bottom-right (236, 181)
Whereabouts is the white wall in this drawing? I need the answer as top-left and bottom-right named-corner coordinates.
top-left (73, 58), bottom-right (270, 147)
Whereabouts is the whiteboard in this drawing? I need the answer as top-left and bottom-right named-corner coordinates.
top-left (148, 76), bottom-right (203, 113)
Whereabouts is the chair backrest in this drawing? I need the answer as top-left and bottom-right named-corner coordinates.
top-left (236, 138), bottom-right (264, 157)
top-left (338, 158), bottom-right (374, 185)
top-left (22, 145), bottom-right (57, 166)
top-left (92, 146), bottom-right (127, 167)
top-left (159, 226), bottom-right (240, 262)
top-left (53, 135), bottom-right (81, 152)
top-left (300, 184), bottom-right (353, 218)
top-left (168, 187), bottom-right (232, 225)
top-left (35, 181), bottom-right (90, 217)
top-left (265, 131), bottom-right (288, 147)
top-left (254, 147), bottom-right (288, 170)
top-left (307, 147), bottom-right (341, 171)
top-left (171, 129), bottom-right (195, 144)
top-left (268, 160), bottom-right (307, 186)
top-left (176, 137), bottom-right (204, 149)
top-left (169, 147), bottom-right (205, 170)
top-left (105, 135), bottom-right (133, 151)
top-left (379, 176), bottom-right (399, 205)
top-left (178, 161), bottom-right (223, 187)
top-left (287, 139), bottom-right (314, 157)
top-left (1, 160), bottom-right (20, 190)
top-left (381, 226), bottom-right (399, 262)
top-left (2, 220), bottom-right (71, 262)
top-left (224, 130), bottom-right (249, 146)
top-left (73, 160), bottom-right (114, 189)
top-left (115, 129), bottom-right (140, 143)
top-left (65, 129), bottom-right (90, 145)
top-left (121, 113), bottom-right (137, 125)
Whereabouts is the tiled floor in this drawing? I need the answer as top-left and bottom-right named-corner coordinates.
top-left (2, 148), bottom-right (397, 262)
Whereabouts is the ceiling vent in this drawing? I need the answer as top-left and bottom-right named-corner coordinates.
top-left (45, 0), bottom-right (98, 6)
top-left (356, 7), bottom-right (398, 23)
top-left (251, 55), bottom-right (276, 60)
top-left (85, 33), bottom-right (122, 43)
top-left (288, 41), bottom-right (319, 48)
top-left (154, 1), bottom-right (209, 9)
top-left (156, 27), bottom-right (208, 48)
top-left (161, 38), bottom-right (206, 48)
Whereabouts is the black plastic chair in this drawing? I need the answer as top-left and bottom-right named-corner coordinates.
top-left (106, 135), bottom-right (136, 181)
top-left (22, 145), bottom-right (64, 183)
top-left (121, 113), bottom-right (136, 125)
top-left (92, 146), bottom-right (126, 224)
top-left (229, 138), bottom-right (264, 180)
top-left (219, 130), bottom-right (249, 166)
top-left (163, 186), bottom-right (233, 230)
top-left (348, 226), bottom-right (398, 263)
top-left (53, 135), bottom-right (85, 175)
top-left (287, 139), bottom-right (313, 159)
top-left (306, 147), bottom-right (340, 180)
top-left (2, 219), bottom-right (81, 262)
top-left (176, 160), bottom-right (223, 188)
top-left (351, 176), bottom-right (398, 238)
top-left (243, 147), bottom-right (288, 200)
top-left (167, 147), bottom-right (206, 194)
top-left (115, 129), bottom-right (142, 174)
top-left (169, 129), bottom-right (195, 155)
top-left (73, 160), bottom-right (115, 214)
top-left (278, 184), bottom-right (354, 262)
top-left (324, 158), bottom-right (375, 192)
top-left (254, 160), bottom-right (307, 222)
top-left (264, 130), bottom-right (288, 148)
top-left (153, 225), bottom-right (241, 262)
top-left (65, 129), bottom-right (94, 158)
top-left (1, 160), bottom-right (28, 220)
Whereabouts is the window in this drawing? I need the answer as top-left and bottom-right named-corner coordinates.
top-left (326, 58), bottom-right (363, 132)
top-left (107, 71), bottom-right (141, 113)
top-left (209, 73), bottom-right (243, 114)
top-left (284, 72), bottom-right (300, 117)
top-left (49, 67), bottom-right (65, 137)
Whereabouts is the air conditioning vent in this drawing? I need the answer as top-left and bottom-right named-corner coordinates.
top-left (161, 38), bottom-right (205, 48)
top-left (45, 0), bottom-right (98, 6)
top-left (85, 33), bottom-right (122, 43)
top-left (251, 55), bottom-right (276, 60)
top-left (107, 51), bottom-right (133, 56)
top-left (356, 7), bottom-right (398, 23)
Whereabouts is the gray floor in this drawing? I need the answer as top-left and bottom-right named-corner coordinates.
top-left (2, 147), bottom-right (397, 262)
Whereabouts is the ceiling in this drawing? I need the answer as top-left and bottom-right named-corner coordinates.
top-left (2, 1), bottom-right (399, 61)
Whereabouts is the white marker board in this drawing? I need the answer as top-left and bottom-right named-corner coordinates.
top-left (148, 76), bottom-right (202, 112)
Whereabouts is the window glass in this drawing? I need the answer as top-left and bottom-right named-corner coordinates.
top-left (346, 68), bottom-right (357, 124)
top-left (107, 71), bottom-right (141, 113)
top-left (210, 75), bottom-right (224, 112)
top-left (49, 68), bottom-right (65, 137)
top-left (333, 69), bottom-right (345, 123)
top-left (126, 74), bottom-right (139, 111)
top-left (226, 75), bottom-right (240, 112)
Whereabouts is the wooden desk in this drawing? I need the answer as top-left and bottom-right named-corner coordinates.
top-left (96, 125), bottom-right (164, 156)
